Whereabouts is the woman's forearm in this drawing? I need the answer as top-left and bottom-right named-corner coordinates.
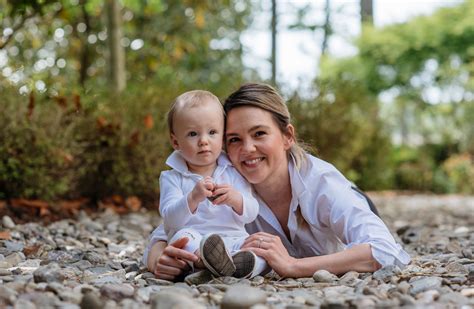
top-left (147, 241), bottom-right (167, 272)
top-left (291, 244), bottom-right (381, 277)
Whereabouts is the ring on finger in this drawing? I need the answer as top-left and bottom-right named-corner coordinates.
top-left (258, 237), bottom-right (264, 248)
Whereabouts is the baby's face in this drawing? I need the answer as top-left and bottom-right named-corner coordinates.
top-left (171, 100), bottom-right (224, 174)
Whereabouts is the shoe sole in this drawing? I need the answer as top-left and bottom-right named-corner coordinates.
top-left (200, 234), bottom-right (236, 277)
top-left (233, 251), bottom-right (256, 278)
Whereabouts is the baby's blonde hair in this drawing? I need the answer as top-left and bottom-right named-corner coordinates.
top-left (167, 90), bottom-right (223, 134)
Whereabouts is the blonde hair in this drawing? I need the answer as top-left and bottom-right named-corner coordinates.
top-left (167, 90), bottom-right (223, 134)
top-left (224, 83), bottom-right (308, 170)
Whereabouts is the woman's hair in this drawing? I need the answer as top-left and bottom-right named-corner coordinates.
top-left (224, 83), bottom-right (308, 169)
top-left (167, 90), bottom-right (222, 134)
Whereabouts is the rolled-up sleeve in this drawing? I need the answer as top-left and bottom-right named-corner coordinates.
top-left (159, 172), bottom-right (194, 230)
top-left (322, 172), bottom-right (411, 267)
top-left (142, 224), bottom-right (167, 266)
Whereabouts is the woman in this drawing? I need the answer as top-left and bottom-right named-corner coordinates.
top-left (145, 83), bottom-right (410, 280)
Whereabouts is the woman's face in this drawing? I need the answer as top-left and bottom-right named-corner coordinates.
top-left (225, 106), bottom-right (294, 187)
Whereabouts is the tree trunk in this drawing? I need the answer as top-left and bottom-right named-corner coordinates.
top-left (360, 0), bottom-right (373, 26)
top-left (321, 0), bottom-right (331, 56)
top-left (271, 0), bottom-right (277, 86)
top-left (79, 0), bottom-right (91, 88)
top-left (106, 0), bottom-right (126, 93)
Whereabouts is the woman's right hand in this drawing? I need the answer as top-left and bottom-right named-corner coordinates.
top-left (149, 238), bottom-right (199, 281)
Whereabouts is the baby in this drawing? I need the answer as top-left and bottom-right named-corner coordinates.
top-left (157, 90), bottom-right (266, 278)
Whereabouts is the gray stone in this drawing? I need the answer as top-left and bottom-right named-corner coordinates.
top-left (150, 288), bottom-right (204, 309)
top-left (4, 241), bottom-right (24, 254)
top-left (33, 263), bottom-right (65, 283)
top-left (409, 277), bottom-right (442, 295)
top-left (184, 269), bottom-right (214, 285)
top-left (313, 269), bottom-right (338, 283)
top-left (373, 265), bottom-right (401, 282)
top-left (48, 250), bottom-right (83, 264)
top-left (5, 252), bottom-right (25, 267)
top-left (136, 286), bottom-right (162, 303)
top-left (0, 285), bottom-right (17, 305)
top-left (80, 292), bottom-right (104, 309)
top-left (339, 271), bottom-right (360, 286)
top-left (221, 285), bottom-right (267, 309)
top-left (100, 283), bottom-right (135, 300)
top-left (438, 292), bottom-right (469, 305)
top-left (2, 215), bottom-right (15, 229)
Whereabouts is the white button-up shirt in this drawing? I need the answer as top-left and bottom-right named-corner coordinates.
top-left (159, 151), bottom-right (259, 242)
top-left (144, 153), bottom-right (410, 268)
top-left (245, 154), bottom-right (410, 267)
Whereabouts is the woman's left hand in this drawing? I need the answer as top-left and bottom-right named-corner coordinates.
top-left (241, 232), bottom-right (298, 278)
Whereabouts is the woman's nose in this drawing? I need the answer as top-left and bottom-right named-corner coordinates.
top-left (242, 139), bottom-right (256, 153)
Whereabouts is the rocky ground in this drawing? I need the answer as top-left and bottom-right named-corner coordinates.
top-left (0, 193), bottom-right (473, 308)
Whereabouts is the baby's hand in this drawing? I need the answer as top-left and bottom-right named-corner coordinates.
top-left (190, 176), bottom-right (215, 204)
top-left (209, 184), bottom-right (243, 215)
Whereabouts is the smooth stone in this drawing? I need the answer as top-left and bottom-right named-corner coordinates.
top-left (47, 250), bottom-right (83, 264)
top-left (438, 292), bottom-right (469, 305)
top-left (339, 271), bottom-right (360, 286)
top-left (5, 241), bottom-right (24, 253)
top-left (2, 215), bottom-right (15, 228)
top-left (313, 269), bottom-right (338, 283)
top-left (184, 269), bottom-right (214, 285)
top-left (84, 251), bottom-right (106, 264)
top-left (80, 292), bottom-right (104, 309)
top-left (13, 298), bottom-right (36, 309)
top-left (196, 284), bottom-right (221, 294)
top-left (150, 288), bottom-right (204, 309)
top-left (416, 289), bottom-right (439, 302)
top-left (5, 252), bottom-right (25, 267)
top-left (373, 265), bottom-right (401, 282)
top-left (0, 269), bottom-right (12, 276)
top-left (446, 262), bottom-right (468, 274)
top-left (410, 277), bottom-right (442, 295)
top-left (0, 285), bottom-right (17, 305)
top-left (398, 294), bottom-right (417, 306)
top-left (250, 276), bottom-right (265, 286)
top-left (100, 283), bottom-right (135, 300)
top-left (136, 286), bottom-right (162, 303)
top-left (461, 248), bottom-right (473, 259)
top-left (33, 263), bottom-right (65, 283)
top-left (461, 288), bottom-right (474, 297)
top-left (397, 281), bottom-right (411, 294)
top-left (221, 285), bottom-right (267, 309)
top-left (145, 277), bottom-right (174, 286)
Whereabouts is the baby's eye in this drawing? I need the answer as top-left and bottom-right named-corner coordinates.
top-left (188, 131), bottom-right (197, 137)
top-left (210, 130), bottom-right (218, 135)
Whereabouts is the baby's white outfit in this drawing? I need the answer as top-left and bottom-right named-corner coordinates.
top-left (157, 150), bottom-right (267, 276)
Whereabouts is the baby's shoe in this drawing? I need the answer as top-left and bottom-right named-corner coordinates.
top-left (200, 234), bottom-right (236, 277)
top-left (184, 269), bottom-right (214, 285)
top-left (232, 251), bottom-right (257, 278)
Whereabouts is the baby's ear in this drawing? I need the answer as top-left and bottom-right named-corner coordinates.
top-left (170, 133), bottom-right (180, 150)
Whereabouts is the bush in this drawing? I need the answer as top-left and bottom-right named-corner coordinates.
top-left (442, 153), bottom-right (474, 194)
top-left (0, 84), bottom-right (176, 202)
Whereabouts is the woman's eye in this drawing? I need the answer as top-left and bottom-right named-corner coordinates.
top-left (188, 131), bottom-right (197, 137)
top-left (255, 131), bottom-right (266, 137)
top-left (227, 137), bottom-right (239, 144)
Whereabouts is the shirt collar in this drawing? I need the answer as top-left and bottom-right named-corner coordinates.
top-left (288, 153), bottom-right (307, 199)
top-left (165, 150), bottom-right (232, 176)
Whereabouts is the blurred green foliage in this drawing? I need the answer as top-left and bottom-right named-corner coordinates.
top-left (1, 0), bottom-right (473, 200)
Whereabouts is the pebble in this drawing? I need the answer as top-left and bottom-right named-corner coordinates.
top-left (410, 277), bottom-right (442, 295)
top-left (221, 285), bottom-right (267, 309)
top-left (2, 215), bottom-right (15, 228)
top-left (312, 269), bottom-right (338, 283)
top-left (0, 194), bottom-right (472, 308)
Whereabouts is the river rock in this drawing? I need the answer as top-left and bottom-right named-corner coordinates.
top-left (221, 285), bottom-right (267, 309)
